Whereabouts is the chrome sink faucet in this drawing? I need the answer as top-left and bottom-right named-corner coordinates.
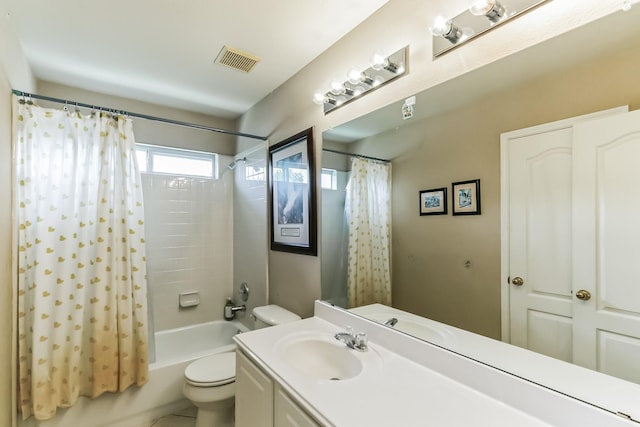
top-left (384, 317), bottom-right (398, 327)
top-left (334, 326), bottom-right (368, 352)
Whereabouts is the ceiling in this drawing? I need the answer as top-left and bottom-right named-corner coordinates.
top-left (5, 0), bottom-right (389, 118)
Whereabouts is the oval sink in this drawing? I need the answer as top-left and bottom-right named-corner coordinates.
top-left (279, 337), bottom-right (363, 381)
top-left (365, 314), bottom-right (452, 344)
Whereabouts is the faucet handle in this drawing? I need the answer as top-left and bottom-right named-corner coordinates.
top-left (354, 332), bottom-right (368, 351)
top-left (345, 325), bottom-right (354, 337)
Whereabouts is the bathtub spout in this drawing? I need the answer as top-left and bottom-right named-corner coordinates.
top-left (224, 298), bottom-right (246, 320)
top-left (231, 304), bottom-right (246, 314)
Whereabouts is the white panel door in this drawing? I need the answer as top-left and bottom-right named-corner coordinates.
top-left (507, 127), bottom-right (574, 361)
top-left (572, 110), bottom-right (640, 384)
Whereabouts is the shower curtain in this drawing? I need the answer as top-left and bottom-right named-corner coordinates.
top-left (345, 157), bottom-right (392, 308)
top-left (13, 96), bottom-right (149, 420)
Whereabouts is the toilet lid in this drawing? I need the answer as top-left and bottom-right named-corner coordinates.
top-left (184, 352), bottom-right (235, 387)
top-left (253, 305), bottom-right (301, 325)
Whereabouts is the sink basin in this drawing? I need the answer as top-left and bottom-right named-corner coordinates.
top-left (364, 314), bottom-right (452, 344)
top-left (277, 333), bottom-right (379, 381)
top-left (279, 338), bottom-right (362, 381)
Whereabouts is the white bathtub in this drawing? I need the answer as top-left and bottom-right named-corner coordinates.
top-left (19, 320), bottom-right (250, 427)
top-left (154, 319), bottom-right (248, 367)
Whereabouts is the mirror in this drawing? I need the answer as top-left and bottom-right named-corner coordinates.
top-left (321, 5), bottom-right (640, 417)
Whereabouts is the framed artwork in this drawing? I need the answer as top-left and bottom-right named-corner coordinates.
top-left (269, 127), bottom-right (317, 256)
top-left (452, 179), bottom-right (481, 215)
top-left (419, 187), bottom-right (447, 216)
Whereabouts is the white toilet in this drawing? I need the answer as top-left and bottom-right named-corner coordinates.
top-left (252, 304), bottom-right (302, 330)
top-left (182, 305), bottom-right (301, 427)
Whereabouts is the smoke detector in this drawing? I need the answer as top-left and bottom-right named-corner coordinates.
top-left (214, 45), bottom-right (260, 73)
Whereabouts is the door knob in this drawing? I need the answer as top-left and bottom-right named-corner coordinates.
top-left (576, 290), bottom-right (591, 301)
top-left (511, 277), bottom-right (524, 286)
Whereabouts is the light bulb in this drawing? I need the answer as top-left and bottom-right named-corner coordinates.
top-left (370, 51), bottom-right (387, 71)
top-left (330, 79), bottom-right (345, 95)
top-left (430, 16), bottom-right (452, 36)
top-left (312, 91), bottom-right (326, 105)
top-left (469, 0), bottom-right (505, 22)
top-left (429, 16), bottom-right (462, 43)
top-left (469, 0), bottom-right (494, 15)
top-left (347, 68), bottom-right (363, 85)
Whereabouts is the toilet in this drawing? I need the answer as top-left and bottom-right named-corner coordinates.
top-left (252, 304), bottom-right (302, 329)
top-left (182, 305), bottom-right (301, 427)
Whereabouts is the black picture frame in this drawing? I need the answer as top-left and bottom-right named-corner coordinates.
top-left (419, 187), bottom-right (447, 216)
top-left (269, 127), bottom-right (317, 256)
top-left (452, 179), bottom-right (481, 216)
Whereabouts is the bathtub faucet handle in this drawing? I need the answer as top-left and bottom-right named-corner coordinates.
top-left (239, 282), bottom-right (250, 302)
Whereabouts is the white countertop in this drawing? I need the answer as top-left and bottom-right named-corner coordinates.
top-left (350, 303), bottom-right (640, 424)
top-left (235, 316), bottom-right (552, 427)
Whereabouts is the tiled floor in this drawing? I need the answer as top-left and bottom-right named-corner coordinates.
top-left (150, 406), bottom-right (197, 427)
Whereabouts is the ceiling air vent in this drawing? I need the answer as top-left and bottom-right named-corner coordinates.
top-left (214, 46), bottom-right (260, 73)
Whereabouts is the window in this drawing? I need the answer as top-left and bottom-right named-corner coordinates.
top-left (321, 168), bottom-right (337, 190)
top-left (245, 165), bottom-right (266, 182)
top-left (136, 144), bottom-right (218, 178)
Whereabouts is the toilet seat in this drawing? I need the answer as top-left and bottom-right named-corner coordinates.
top-left (184, 352), bottom-right (236, 387)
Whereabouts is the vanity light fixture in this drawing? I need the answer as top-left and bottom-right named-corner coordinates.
top-left (431, 0), bottom-right (550, 57)
top-left (313, 46), bottom-right (408, 114)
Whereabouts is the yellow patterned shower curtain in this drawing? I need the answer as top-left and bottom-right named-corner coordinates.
top-left (13, 96), bottom-right (149, 420)
top-left (345, 157), bottom-right (392, 308)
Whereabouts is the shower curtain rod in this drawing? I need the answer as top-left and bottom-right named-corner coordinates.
top-left (11, 89), bottom-right (268, 141)
top-left (322, 147), bottom-right (390, 163)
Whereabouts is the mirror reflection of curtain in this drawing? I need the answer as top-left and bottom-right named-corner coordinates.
top-left (13, 97), bottom-right (149, 420)
top-left (345, 157), bottom-right (391, 307)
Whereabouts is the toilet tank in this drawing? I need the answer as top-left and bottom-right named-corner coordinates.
top-left (252, 305), bottom-right (301, 329)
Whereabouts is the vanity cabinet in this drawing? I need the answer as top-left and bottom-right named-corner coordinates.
top-left (236, 349), bottom-right (320, 427)
top-left (235, 350), bottom-right (273, 427)
top-left (274, 383), bottom-right (320, 427)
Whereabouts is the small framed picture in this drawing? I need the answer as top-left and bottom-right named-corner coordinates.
top-left (419, 187), bottom-right (447, 216)
top-left (452, 179), bottom-right (481, 216)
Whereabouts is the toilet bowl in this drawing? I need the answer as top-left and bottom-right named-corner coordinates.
top-left (183, 305), bottom-right (300, 427)
top-left (183, 352), bottom-right (236, 427)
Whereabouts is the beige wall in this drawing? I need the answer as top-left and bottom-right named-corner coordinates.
top-left (1, 5), bottom-right (35, 425)
top-left (0, 60), bottom-right (16, 427)
top-left (237, 0), bottom-right (625, 319)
